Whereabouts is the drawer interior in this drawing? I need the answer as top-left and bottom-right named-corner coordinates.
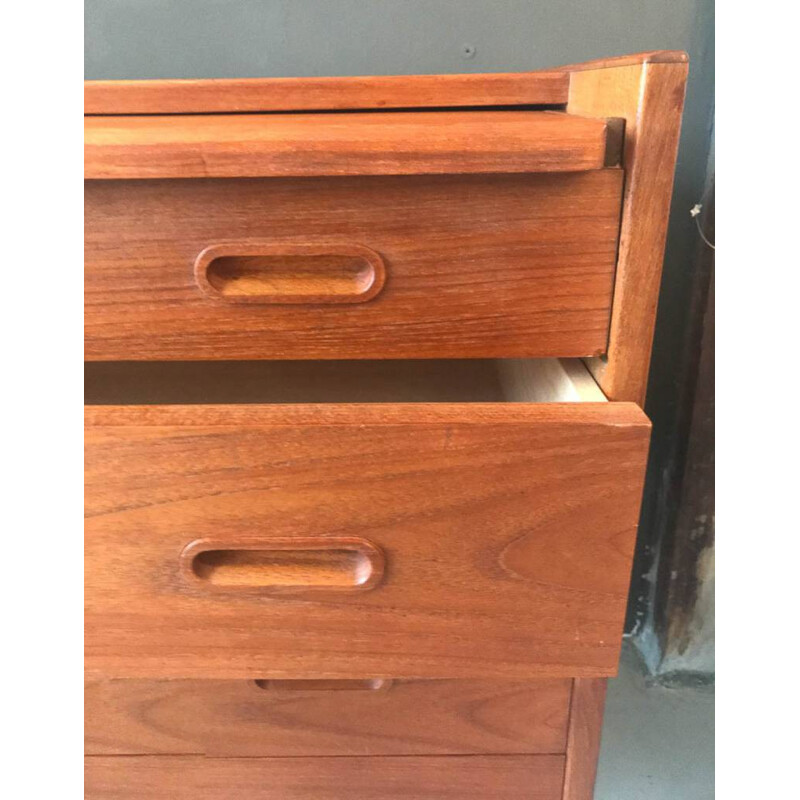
top-left (85, 357), bottom-right (606, 405)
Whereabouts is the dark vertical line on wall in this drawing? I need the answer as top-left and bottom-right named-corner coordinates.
top-left (623, 0), bottom-right (715, 648)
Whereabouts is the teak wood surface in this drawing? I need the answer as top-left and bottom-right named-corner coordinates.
top-left (569, 59), bottom-right (688, 404)
top-left (558, 50), bottom-right (688, 72)
top-left (85, 403), bottom-right (650, 679)
top-left (85, 678), bottom-right (571, 757)
top-left (84, 754), bottom-right (565, 800)
top-left (84, 111), bottom-right (608, 179)
top-left (85, 172), bottom-right (623, 361)
top-left (83, 52), bottom-right (686, 116)
top-left (562, 679), bottom-right (609, 800)
top-left (84, 70), bottom-right (570, 114)
top-left (83, 50), bottom-right (687, 799)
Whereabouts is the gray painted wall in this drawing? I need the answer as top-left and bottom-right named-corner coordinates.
top-left (85, 0), bottom-right (715, 675)
top-left (86, 0), bottom-right (698, 80)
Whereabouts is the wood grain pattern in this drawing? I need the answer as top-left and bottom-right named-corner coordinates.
top-left (85, 754), bottom-right (565, 800)
top-left (568, 60), bottom-right (688, 404)
top-left (84, 111), bottom-right (608, 179)
top-left (562, 679), bottom-right (608, 800)
top-left (82, 53), bottom-right (687, 799)
top-left (85, 678), bottom-right (571, 756)
top-left (82, 54), bottom-right (685, 116)
top-left (84, 172), bottom-right (624, 361)
top-left (85, 403), bottom-right (650, 679)
top-left (559, 50), bottom-right (688, 72)
top-left (84, 71), bottom-right (569, 115)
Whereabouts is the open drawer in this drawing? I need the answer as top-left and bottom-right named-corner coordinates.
top-left (85, 359), bottom-right (649, 680)
top-left (84, 111), bottom-right (623, 361)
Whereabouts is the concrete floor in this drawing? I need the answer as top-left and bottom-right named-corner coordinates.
top-left (594, 643), bottom-right (714, 800)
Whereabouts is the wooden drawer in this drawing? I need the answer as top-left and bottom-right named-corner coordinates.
top-left (85, 172), bottom-right (622, 361)
top-left (85, 677), bottom-right (571, 756)
top-left (85, 111), bottom-right (623, 362)
top-left (85, 359), bottom-right (649, 680)
top-left (84, 52), bottom-right (690, 800)
top-left (85, 754), bottom-right (564, 800)
top-left (84, 110), bottom-right (609, 179)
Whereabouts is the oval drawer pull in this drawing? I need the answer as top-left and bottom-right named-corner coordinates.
top-left (180, 536), bottom-right (385, 594)
top-left (253, 679), bottom-right (392, 692)
top-left (194, 242), bottom-right (386, 304)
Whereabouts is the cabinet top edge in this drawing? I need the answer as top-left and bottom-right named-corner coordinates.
top-left (84, 51), bottom-right (686, 116)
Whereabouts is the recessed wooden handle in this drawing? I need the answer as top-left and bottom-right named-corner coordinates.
top-left (253, 679), bottom-right (392, 693)
top-left (180, 537), bottom-right (385, 595)
top-left (194, 242), bottom-right (386, 304)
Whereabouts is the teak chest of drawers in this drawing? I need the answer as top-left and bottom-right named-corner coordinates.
top-left (84, 50), bottom-right (688, 799)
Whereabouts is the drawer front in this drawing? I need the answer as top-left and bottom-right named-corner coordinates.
top-left (85, 755), bottom-right (565, 800)
top-left (85, 171), bottom-right (623, 360)
top-left (85, 678), bottom-right (571, 757)
top-left (85, 403), bottom-right (649, 679)
top-left (84, 110), bottom-right (609, 179)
